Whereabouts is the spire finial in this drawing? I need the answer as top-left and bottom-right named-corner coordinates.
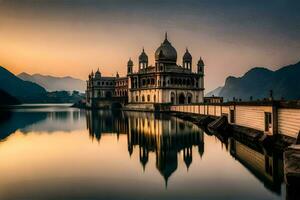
top-left (142, 47), bottom-right (144, 52)
top-left (165, 32), bottom-right (168, 40)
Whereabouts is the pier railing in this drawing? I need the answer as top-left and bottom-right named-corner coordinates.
top-left (170, 101), bottom-right (300, 139)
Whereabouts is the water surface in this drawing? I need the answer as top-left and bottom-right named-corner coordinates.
top-left (0, 105), bottom-right (286, 200)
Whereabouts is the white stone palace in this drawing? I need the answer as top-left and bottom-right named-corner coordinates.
top-left (127, 33), bottom-right (205, 105)
top-left (86, 33), bottom-right (205, 109)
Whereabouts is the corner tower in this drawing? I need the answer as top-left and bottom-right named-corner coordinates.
top-left (183, 48), bottom-right (192, 71)
top-left (127, 58), bottom-right (133, 75)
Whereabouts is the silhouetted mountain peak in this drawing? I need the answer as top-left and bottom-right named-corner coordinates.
top-left (218, 61), bottom-right (300, 101)
top-left (0, 66), bottom-right (47, 103)
top-left (18, 73), bottom-right (85, 92)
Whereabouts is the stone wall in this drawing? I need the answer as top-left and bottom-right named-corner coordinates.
top-left (170, 103), bottom-right (300, 139)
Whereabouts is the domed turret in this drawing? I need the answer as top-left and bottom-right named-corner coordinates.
top-left (155, 33), bottom-right (177, 64)
top-left (197, 57), bottom-right (204, 74)
top-left (127, 58), bottom-right (133, 66)
top-left (183, 48), bottom-right (192, 70)
top-left (139, 48), bottom-right (148, 70)
top-left (127, 58), bottom-right (133, 74)
top-left (183, 48), bottom-right (192, 61)
top-left (139, 48), bottom-right (148, 63)
top-left (95, 69), bottom-right (101, 78)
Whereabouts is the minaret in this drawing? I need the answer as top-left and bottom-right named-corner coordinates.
top-left (197, 57), bottom-right (204, 74)
top-left (139, 48), bottom-right (148, 70)
top-left (183, 48), bottom-right (192, 71)
top-left (127, 58), bottom-right (133, 75)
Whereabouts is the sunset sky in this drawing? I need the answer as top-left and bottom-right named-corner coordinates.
top-left (0, 0), bottom-right (299, 91)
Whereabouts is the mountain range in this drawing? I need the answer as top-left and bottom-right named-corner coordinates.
top-left (18, 73), bottom-right (85, 92)
top-left (206, 61), bottom-right (300, 101)
top-left (0, 66), bottom-right (47, 103)
top-left (0, 66), bottom-right (85, 104)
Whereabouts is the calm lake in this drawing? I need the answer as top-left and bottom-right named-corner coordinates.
top-left (0, 104), bottom-right (286, 200)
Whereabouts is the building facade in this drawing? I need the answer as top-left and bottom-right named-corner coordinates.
top-left (86, 33), bottom-right (205, 108)
top-left (86, 70), bottom-right (128, 108)
top-left (127, 33), bottom-right (205, 105)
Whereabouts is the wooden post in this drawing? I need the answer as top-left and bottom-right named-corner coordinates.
top-left (272, 104), bottom-right (279, 136)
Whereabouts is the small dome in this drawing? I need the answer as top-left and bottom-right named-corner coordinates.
top-left (95, 69), bottom-right (101, 78)
top-left (183, 48), bottom-right (192, 61)
top-left (127, 58), bottom-right (133, 66)
top-left (155, 33), bottom-right (177, 62)
top-left (197, 57), bottom-right (204, 66)
top-left (139, 48), bottom-right (148, 62)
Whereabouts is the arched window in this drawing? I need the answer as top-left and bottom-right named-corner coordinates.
top-left (170, 92), bottom-right (176, 104)
top-left (136, 96), bottom-right (139, 102)
top-left (154, 95), bottom-right (156, 102)
top-left (142, 95), bottom-right (145, 102)
top-left (178, 93), bottom-right (185, 104)
top-left (187, 93), bottom-right (193, 104)
top-left (147, 95), bottom-right (150, 102)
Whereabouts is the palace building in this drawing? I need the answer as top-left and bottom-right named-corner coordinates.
top-left (127, 33), bottom-right (205, 105)
top-left (86, 70), bottom-right (128, 108)
top-left (86, 33), bottom-right (205, 109)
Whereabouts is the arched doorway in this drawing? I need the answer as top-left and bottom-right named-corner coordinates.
top-left (187, 93), bottom-right (193, 104)
top-left (178, 93), bottom-right (185, 104)
top-left (170, 92), bottom-right (176, 104)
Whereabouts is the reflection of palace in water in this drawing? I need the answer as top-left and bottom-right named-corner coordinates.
top-left (126, 112), bottom-right (204, 184)
top-left (86, 110), bottom-right (204, 184)
top-left (86, 110), bottom-right (285, 191)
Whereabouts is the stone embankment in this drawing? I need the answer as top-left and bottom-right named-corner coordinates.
top-left (172, 112), bottom-right (300, 199)
top-left (171, 112), bottom-right (270, 147)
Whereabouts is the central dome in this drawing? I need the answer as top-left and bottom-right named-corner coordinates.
top-left (155, 33), bottom-right (177, 63)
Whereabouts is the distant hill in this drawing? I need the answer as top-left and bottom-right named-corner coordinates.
top-left (217, 61), bottom-right (300, 101)
top-left (0, 66), bottom-right (47, 103)
top-left (18, 73), bottom-right (85, 92)
top-left (205, 86), bottom-right (223, 97)
top-left (0, 89), bottom-right (21, 105)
